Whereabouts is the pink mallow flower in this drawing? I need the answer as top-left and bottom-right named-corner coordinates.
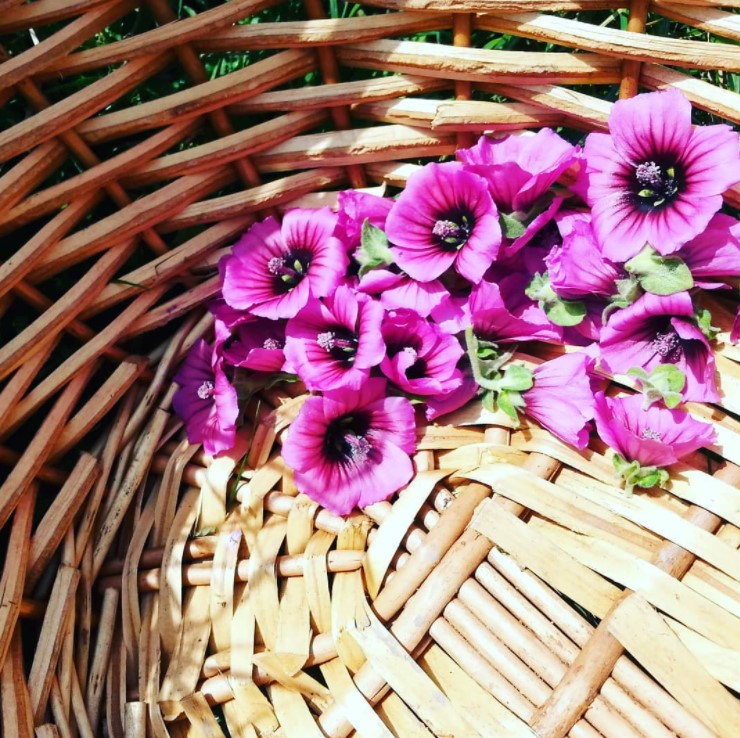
top-left (583, 88), bottom-right (740, 261)
top-left (220, 209), bottom-right (348, 319)
top-left (523, 353), bottom-right (596, 449)
top-left (281, 379), bottom-right (416, 515)
top-left (676, 213), bottom-right (740, 288)
top-left (599, 292), bottom-right (719, 403)
top-left (172, 339), bottom-right (239, 456)
top-left (385, 162), bottom-right (501, 283)
top-left (380, 310), bottom-right (464, 396)
top-left (215, 317), bottom-right (288, 374)
top-left (458, 129), bottom-right (577, 214)
top-left (358, 267), bottom-right (450, 319)
top-left (546, 213), bottom-right (622, 299)
top-left (593, 392), bottom-right (716, 468)
top-left (284, 286), bottom-right (385, 392)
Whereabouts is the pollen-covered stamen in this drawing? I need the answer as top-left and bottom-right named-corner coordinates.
top-left (197, 380), bottom-right (215, 400)
top-left (267, 251), bottom-right (311, 286)
top-left (652, 330), bottom-right (682, 362)
top-left (641, 428), bottom-right (662, 441)
top-left (317, 330), bottom-right (357, 356)
top-left (262, 338), bottom-right (282, 350)
top-left (635, 161), bottom-right (679, 208)
top-left (402, 346), bottom-right (418, 361)
top-left (344, 434), bottom-right (372, 464)
top-left (433, 215), bottom-right (472, 251)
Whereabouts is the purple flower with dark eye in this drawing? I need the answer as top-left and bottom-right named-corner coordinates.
top-left (523, 353), bottom-right (597, 449)
top-left (546, 213), bottom-right (622, 299)
top-left (385, 162), bottom-right (501, 283)
top-left (215, 317), bottom-right (288, 374)
top-left (336, 190), bottom-right (393, 249)
top-left (284, 286), bottom-right (385, 391)
top-left (220, 209), bottom-right (348, 319)
top-left (599, 292), bottom-right (719, 402)
top-left (380, 310), bottom-right (464, 396)
top-left (281, 379), bottom-right (416, 515)
top-left (172, 339), bottom-right (239, 456)
top-left (593, 392), bottom-right (716, 469)
top-left (583, 89), bottom-right (740, 261)
top-left (458, 129), bottom-right (578, 214)
top-left (675, 213), bottom-right (740, 288)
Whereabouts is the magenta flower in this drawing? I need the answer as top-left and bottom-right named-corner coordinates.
top-left (424, 376), bottom-right (478, 421)
top-left (358, 268), bottom-right (450, 318)
top-left (546, 213), bottom-right (622, 299)
top-left (524, 353), bottom-right (597, 449)
top-left (458, 129), bottom-right (577, 214)
top-left (215, 317), bottom-right (288, 374)
top-left (676, 213), bottom-right (740, 288)
top-left (172, 339), bottom-right (239, 456)
top-left (336, 190), bottom-right (393, 249)
top-left (385, 162), bottom-right (501, 283)
top-left (281, 379), bottom-right (416, 515)
top-left (599, 292), bottom-right (719, 403)
top-left (220, 209), bottom-right (348, 319)
top-left (380, 310), bottom-right (464, 396)
top-left (583, 89), bottom-right (740, 261)
top-left (732, 308), bottom-right (740, 345)
top-left (470, 276), bottom-right (563, 344)
top-left (284, 286), bottom-right (385, 391)
top-left (594, 392), bottom-right (716, 468)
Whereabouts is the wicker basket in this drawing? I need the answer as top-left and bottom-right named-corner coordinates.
top-left (2, 2), bottom-right (740, 737)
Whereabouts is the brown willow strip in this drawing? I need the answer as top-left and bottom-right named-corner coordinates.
top-left (337, 40), bottom-right (622, 85)
top-left (619, 0), bottom-right (649, 99)
top-left (430, 99), bottom-right (564, 131)
top-left (0, 53), bottom-right (171, 167)
top-left (121, 110), bottom-right (324, 187)
top-left (362, 0), bottom-right (616, 8)
top-left (230, 75), bottom-right (446, 115)
top-left (0, 140), bottom-right (66, 213)
top-left (0, 489), bottom-right (36, 673)
top-left (75, 48), bottom-right (315, 145)
top-left (0, 120), bottom-right (197, 233)
top-left (36, 0), bottom-right (281, 78)
top-left (2, 288), bottom-right (164, 435)
top-left (0, 370), bottom-right (88, 529)
top-left (1, 632), bottom-right (35, 737)
top-left (97, 550), bottom-right (364, 592)
top-left (253, 126), bottom-right (455, 174)
top-left (31, 170), bottom-right (233, 283)
top-left (478, 12), bottom-right (740, 71)
top-left (0, 0), bottom-right (137, 92)
top-left (0, 0), bottom-right (115, 33)
top-left (83, 216), bottom-right (255, 317)
top-left (156, 168), bottom-right (346, 233)
top-left (648, 1), bottom-right (740, 44)
top-left (641, 64), bottom-right (740, 126)
top-left (0, 240), bottom-right (134, 382)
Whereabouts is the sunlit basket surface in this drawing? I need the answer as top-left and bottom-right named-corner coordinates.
top-left (1, 1), bottom-right (740, 737)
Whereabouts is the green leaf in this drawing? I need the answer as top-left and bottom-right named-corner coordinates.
top-left (625, 246), bottom-right (693, 296)
top-left (526, 272), bottom-right (586, 327)
top-left (695, 307), bottom-right (720, 341)
top-left (499, 212), bottom-right (526, 240)
top-left (544, 299), bottom-right (587, 327)
top-left (357, 219), bottom-right (394, 276)
top-left (612, 453), bottom-right (670, 495)
top-left (627, 364), bottom-right (686, 409)
top-left (497, 364), bottom-right (534, 392)
top-left (482, 390), bottom-right (497, 413)
top-left (496, 391), bottom-right (521, 424)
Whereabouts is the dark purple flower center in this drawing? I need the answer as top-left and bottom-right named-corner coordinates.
top-left (640, 428), bottom-right (662, 441)
top-left (432, 213), bottom-right (473, 251)
top-left (324, 412), bottom-right (374, 466)
top-left (633, 160), bottom-right (681, 210)
top-left (197, 380), bottom-right (215, 400)
top-left (267, 250), bottom-right (312, 291)
top-left (317, 327), bottom-right (358, 363)
top-left (651, 328), bottom-right (682, 362)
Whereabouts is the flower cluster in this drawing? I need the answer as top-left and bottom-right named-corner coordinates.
top-left (174, 89), bottom-right (739, 513)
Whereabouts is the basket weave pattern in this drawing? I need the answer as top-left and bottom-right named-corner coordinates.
top-left (1, 1), bottom-right (740, 737)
